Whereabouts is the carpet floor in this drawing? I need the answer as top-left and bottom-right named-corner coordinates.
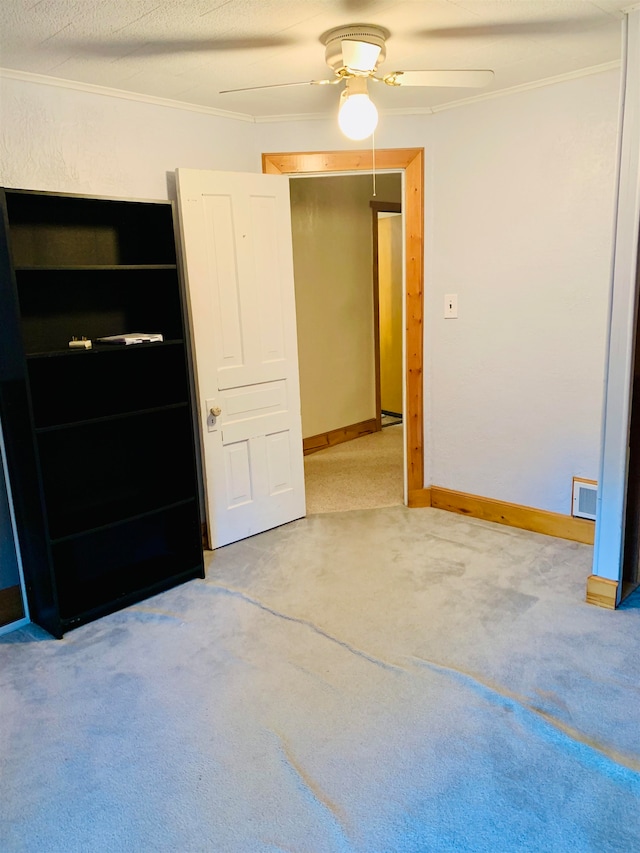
top-left (2, 506), bottom-right (640, 852)
top-left (304, 425), bottom-right (403, 514)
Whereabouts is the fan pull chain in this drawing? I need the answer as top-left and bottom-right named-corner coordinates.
top-left (372, 131), bottom-right (376, 197)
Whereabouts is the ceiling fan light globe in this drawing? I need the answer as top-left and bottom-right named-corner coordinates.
top-left (338, 93), bottom-right (378, 140)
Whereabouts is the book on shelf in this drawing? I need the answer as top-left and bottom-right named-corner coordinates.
top-left (96, 333), bottom-right (164, 345)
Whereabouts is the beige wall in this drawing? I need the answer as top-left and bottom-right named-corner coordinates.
top-left (378, 213), bottom-right (403, 415)
top-left (290, 173), bottom-right (402, 438)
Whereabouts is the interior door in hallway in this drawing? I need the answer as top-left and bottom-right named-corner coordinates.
top-left (176, 169), bottom-right (305, 548)
top-left (376, 210), bottom-right (403, 419)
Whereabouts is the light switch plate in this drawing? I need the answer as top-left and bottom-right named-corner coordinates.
top-left (444, 294), bottom-right (458, 319)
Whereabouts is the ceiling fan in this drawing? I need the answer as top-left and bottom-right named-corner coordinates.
top-left (220, 24), bottom-right (494, 139)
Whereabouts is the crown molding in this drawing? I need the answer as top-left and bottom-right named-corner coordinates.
top-left (0, 68), bottom-right (255, 122)
top-left (1, 59), bottom-right (621, 126)
top-left (426, 60), bottom-right (621, 114)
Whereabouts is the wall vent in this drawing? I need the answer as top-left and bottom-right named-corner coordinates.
top-left (572, 478), bottom-right (597, 520)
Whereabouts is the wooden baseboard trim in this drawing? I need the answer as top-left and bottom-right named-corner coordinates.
top-left (303, 418), bottom-right (378, 456)
top-left (0, 584), bottom-right (24, 626)
top-left (408, 488), bottom-right (432, 507)
top-left (586, 575), bottom-right (618, 609)
top-left (429, 486), bottom-right (595, 544)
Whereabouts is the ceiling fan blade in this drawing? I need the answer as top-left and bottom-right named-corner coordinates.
top-left (62, 35), bottom-right (294, 58)
top-left (384, 70), bottom-right (494, 88)
top-left (341, 39), bottom-right (382, 73)
top-left (419, 19), bottom-right (594, 39)
top-left (220, 79), bottom-right (338, 94)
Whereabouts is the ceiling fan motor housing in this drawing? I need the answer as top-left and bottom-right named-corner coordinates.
top-left (322, 24), bottom-right (389, 75)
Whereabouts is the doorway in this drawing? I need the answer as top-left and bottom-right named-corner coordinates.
top-left (287, 173), bottom-right (404, 513)
top-left (372, 203), bottom-right (403, 431)
top-left (263, 149), bottom-right (425, 505)
top-left (622, 320), bottom-right (640, 596)
top-left (288, 173), bottom-right (401, 443)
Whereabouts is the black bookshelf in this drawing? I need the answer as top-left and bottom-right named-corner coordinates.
top-left (0, 188), bottom-right (204, 637)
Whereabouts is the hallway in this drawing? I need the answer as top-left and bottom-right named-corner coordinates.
top-left (304, 424), bottom-right (403, 514)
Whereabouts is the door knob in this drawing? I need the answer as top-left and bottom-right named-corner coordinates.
top-left (210, 406), bottom-right (222, 417)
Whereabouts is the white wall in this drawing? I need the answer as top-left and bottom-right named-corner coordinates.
top-left (427, 71), bottom-right (619, 514)
top-left (0, 76), bottom-right (259, 198)
top-left (0, 68), bottom-right (622, 520)
top-left (257, 112), bottom-right (433, 154)
top-left (257, 70), bottom-right (620, 515)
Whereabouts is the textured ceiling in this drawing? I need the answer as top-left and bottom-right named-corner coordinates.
top-left (0, 1), bottom-right (630, 119)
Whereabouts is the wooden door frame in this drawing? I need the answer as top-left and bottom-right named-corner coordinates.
top-left (371, 200), bottom-right (402, 432)
top-left (262, 148), bottom-right (424, 501)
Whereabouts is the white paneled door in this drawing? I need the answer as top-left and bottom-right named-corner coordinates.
top-left (176, 169), bottom-right (305, 548)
